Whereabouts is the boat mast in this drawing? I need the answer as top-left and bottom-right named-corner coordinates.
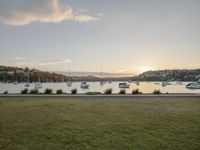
top-left (100, 69), bottom-right (102, 81)
top-left (67, 64), bottom-right (72, 82)
top-left (68, 65), bottom-right (71, 79)
top-left (27, 69), bottom-right (29, 83)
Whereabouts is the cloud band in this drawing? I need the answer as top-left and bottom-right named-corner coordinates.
top-left (0, 0), bottom-right (99, 26)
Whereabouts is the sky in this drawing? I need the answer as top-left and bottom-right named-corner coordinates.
top-left (0, 0), bottom-right (200, 75)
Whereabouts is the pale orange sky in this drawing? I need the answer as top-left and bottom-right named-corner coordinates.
top-left (0, 0), bottom-right (200, 74)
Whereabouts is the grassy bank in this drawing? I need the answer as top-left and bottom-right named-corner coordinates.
top-left (0, 98), bottom-right (200, 150)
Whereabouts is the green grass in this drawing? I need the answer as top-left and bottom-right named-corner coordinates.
top-left (85, 92), bottom-right (102, 95)
top-left (0, 98), bottom-right (200, 150)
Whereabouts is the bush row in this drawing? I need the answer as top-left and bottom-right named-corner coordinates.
top-left (3, 88), bottom-right (162, 95)
top-left (21, 88), bottom-right (78, 95)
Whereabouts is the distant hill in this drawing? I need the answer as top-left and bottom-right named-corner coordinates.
top-left (0, 66), bottom-right (70, 83)
top-left (133, 69), bottom-right (200, 81)
top-left (1, 66), bottom-right (200, 83)
top-left (57, 71), bottom-right (132, 77)
top-left (0, 66), bottom-right (132, 83)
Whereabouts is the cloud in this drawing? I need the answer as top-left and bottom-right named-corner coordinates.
top-left (97, 13), bottom-right (104, 17)
top-left (38, 59), bottom-right (71, 66)
top-left (0, 0), bottom-right (99, 26)
top-left (15, 57), bottom-right (25, 60)
top-left (16, 62), bottom-right (34, 67)
top-left (74, 15), bottom-right (99, 22)
top-left (77, 9), bottom-right (90, 13)
top-left (15, 58), bottom-right (71, 69)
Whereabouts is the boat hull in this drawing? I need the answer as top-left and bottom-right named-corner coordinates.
top-left (186, 82), bottom-right (200, 89)
top-left (80, 82), bottom-right (89, 89)
top-left (119, 82), bottom-right (130, 88)
top-left (80, 85), bottom-right (89, 89)
top-left (119, 85), bottom-right (130, 88)
top-left (67, 81), bottom-right (72, 87)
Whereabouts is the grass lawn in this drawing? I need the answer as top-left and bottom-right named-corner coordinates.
top-left (0, 98), bottom-right (200, 150)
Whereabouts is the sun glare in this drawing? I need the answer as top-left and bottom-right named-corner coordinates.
top-left (139, 67), bottom-right (153, 74)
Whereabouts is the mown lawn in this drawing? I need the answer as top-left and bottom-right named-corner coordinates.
top-left (0, 98), bottom-right (200, 150)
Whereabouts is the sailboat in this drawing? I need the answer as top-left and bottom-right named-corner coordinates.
top-left (35, 75), bottom-right (42, 89)
top-left (12, 71), bottom-right (18, 85)
top-left (24, 69), bottom-right (30, 87)
top-left (135, 81), bottom-right (140, 86)
top-left (100, 80), bottom-right (106, 86)
top-left (13, 81), bottom-right (18, 85)
top-left (186, 79), bottom-right (200, 89)
top-left (161, 81), bottom-right (171, 87)
top-left (80, 81), bottom-right (89, 89)
top-left (66, 65), bottom-right (72, 87)
top-left (99, 70), bottom-right (106, 86)
top-left (119, 82), bottom-right (130, 88)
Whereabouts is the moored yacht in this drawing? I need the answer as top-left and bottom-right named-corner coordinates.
top-left (24, 69), bottom-right (30, 87)
top-left (66, 81), bottom-right (72, 87)
top-left (13, 81), bottom-right (18, 85)
top-left (35, 82), bottom-right (42, 89)
top-left (25, 82), bottom-right (30, 87)
top-left (186, 81), bottom-right (200, 89)
top-left (119, 82), bottom-right (130, 88)
top-left (66, 65), bottom-right (73, 87)
top-left (176, 81), bottom-right (183, 85)
top-left (80, 82), bottom-right (89, 89)
top-left (162, 81), bottom-right (172, 87)
top-left (100, 81), bottom-right (106, 86)
top-left (35, 76), bottom-right (42, 89)
top-left (154, 82), bottom-right (160, 85)
top-left (135, 81), bottom-right (140, 86)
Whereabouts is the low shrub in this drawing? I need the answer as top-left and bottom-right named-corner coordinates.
top-left (153, 89), bottom-right (161, 94)
top-left (56, 89), bottom-right (63, 94)
top-left (44, 88), bottom-right (53, 94)
top-left (85, 92), bottom-right (102, 95)
top-left (29, 89), bottom-right (39, 94)
top-left (104, 88), bottom-right (112, 95)
top-left (3, 91), bottom-right (8, 94)
top-left (71, 89), bottom-right (77, 94)
top-left (132, 89), bottom-right (142, 94)
top-left (119, 89), bottom-right (126, 94)
top-left (21, 88), bottom-right (28, 94)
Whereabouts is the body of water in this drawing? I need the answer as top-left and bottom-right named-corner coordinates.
top-left (0, 82), bottom-right (200, 94)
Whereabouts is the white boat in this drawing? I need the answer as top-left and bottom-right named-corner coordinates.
top-left (176, 81), bottom-right (183, 85)
top-left (24, 69), bottom-right (30, 87)
top-left (80, 82), bottom-right (89, 89)
top-left (34, 74), bottom-right (43, 89)
top-left (162, 81), bottom-right (172, 87)
top-left (66, 81), bottom-right (72, 87)
top-left (13, 82), bottom-right (18, 85)
top-left (135, 81), bottom-right (140, 86)
top-left (66, 65), bottom-right (73, 87)
top-left (99, 70), bottom-right (106, 85)
top-left (119, 82), bottom-right (130, 88)
top-left (100, 81), bottom-right (106, 86)
top-left (35, 83), bottom-right (42, 89)
top-left (186, 82), bottom-right (200, 89)
top-left (25, 82), bottom-right (30, 87)
top-left (154, 82), bottom-right (160, 85)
